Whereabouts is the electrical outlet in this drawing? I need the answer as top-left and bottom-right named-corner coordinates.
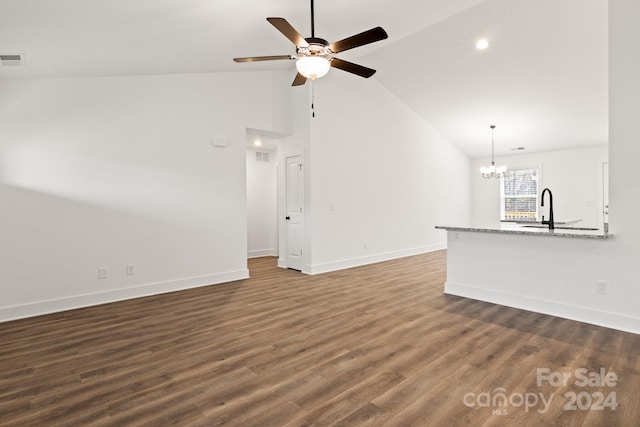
top-left (596, 280), bottom-right (608, 295)
top-left (98, 267), bottom-right (108, 280)
top-left (126, 264), bottom-right (135, 276)
top-left (363, 241), bottom-right (368, 250)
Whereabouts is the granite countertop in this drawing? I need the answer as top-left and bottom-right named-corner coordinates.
top-left (435, 222), bottom-right (611, 240)
top-left (500, 218), bottom-right (582, 225)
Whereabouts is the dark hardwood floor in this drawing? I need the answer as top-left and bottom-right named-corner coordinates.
top-left (1, 251), bottom-right (639, 426)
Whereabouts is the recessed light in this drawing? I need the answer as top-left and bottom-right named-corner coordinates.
top-left (254, 140), bottom-right (262, 147)
top-left (476, 38), bottom-right (489, 50)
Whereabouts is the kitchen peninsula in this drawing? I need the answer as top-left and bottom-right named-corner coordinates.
top-left (435, 222), bottom-right (623, 331)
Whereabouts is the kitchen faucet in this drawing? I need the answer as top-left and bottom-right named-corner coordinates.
top-left (541, 188), bottom-right (555, 230)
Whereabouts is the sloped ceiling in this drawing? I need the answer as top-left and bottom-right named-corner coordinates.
top-left (0, 0), bottom-right (607, 158)
top-left (364, 0), bottom-right (608, 158)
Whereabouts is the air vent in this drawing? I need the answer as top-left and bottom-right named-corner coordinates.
top-left (510, 147), bottom-right (525, 151)
top-left (0, 54), bottom-right (25, 66)
top-left (255, 152), bottom-right (270, 162)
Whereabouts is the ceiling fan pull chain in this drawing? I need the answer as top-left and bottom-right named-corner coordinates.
top-left (311, 81), bottom-right (316, 118)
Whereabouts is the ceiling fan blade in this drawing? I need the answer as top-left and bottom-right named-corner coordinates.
top-left (267, 18), bottom-right (309, 47)
top-left (330, 58), bottom-right (376, 78)
top-left (292, 73), bottom-right (308, 86)
top-left (330, 27), bottom-right (388, 53)
top-left (234, 55), bottom-right (295, 63)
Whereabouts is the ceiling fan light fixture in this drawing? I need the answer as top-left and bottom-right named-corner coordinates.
top-left (296, 55), bottom-right (331, 80)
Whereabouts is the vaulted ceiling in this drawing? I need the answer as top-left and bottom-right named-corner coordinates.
top-left (0, 0), bottom-right (607, 158)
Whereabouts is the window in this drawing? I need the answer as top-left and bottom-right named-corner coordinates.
top-left (501, 168), bottom-right (539, 220)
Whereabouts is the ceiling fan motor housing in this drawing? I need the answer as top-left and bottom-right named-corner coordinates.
top-left (297, 37), bottom-right (332, 60)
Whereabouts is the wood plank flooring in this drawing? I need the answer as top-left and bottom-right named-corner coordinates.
top-left (1, 251), bottom-right (639, 426)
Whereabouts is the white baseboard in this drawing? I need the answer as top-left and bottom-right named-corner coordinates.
top-left (445, 281), bottom-right (640, 335)
top-left (307, 243), bottom-right (446, 275)
top-left (248, 249), bottom-right (277, 258)
top-left (0, 269), bottom-right (249, 323)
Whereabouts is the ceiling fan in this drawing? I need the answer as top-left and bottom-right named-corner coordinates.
top-left (233, 0), bottom-right (388, 86)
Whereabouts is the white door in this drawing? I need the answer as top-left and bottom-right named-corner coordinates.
top-left (285, 155), bottom-right (304, 271)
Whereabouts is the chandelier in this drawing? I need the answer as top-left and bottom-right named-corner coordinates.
top-left (480, 125), bottom-right (507, 179)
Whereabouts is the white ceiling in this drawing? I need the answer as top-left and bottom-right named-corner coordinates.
top-left (0, 0), bottom-right (608, 158)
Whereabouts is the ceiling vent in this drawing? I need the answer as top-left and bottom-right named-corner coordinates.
top-left (0, 54), bottom-right (25, 66)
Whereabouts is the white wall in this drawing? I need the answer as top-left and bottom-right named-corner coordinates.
top-left (471, 146), bottom-right (608, 228)
top-left (246, 148), bottom-right (277, 258)
top-left (605, 0), bottom-right (640, 321)
top-left (0, 71), bottom-right (288, 321)
top-left (305, 73), bottom-right (471, 273)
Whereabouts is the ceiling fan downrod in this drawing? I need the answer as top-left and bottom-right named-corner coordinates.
top-left (310, 0), bottom-right (315, 38)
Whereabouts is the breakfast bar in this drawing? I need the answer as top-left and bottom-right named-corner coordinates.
top-left (434, 222), bottom-right (622, 330)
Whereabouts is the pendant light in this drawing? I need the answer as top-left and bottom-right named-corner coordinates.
top-left (480, 125), bottom-right (507, 179)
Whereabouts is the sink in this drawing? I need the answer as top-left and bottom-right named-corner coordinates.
top-left (521, 225), bottom-right (599, 231)
top-left (512, 220), bottom-right (582, 226)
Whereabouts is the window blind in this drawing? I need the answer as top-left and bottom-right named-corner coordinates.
top-left (501, 168), bottom-right (539, 220)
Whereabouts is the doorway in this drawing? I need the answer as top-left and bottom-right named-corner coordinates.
top-left (245, 128), bottom-right (305, 272)
top-left (246, 132), bottom-right (278, 259)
